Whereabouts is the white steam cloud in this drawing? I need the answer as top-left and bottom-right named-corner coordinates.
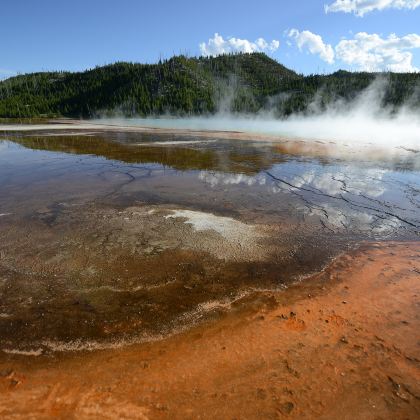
top-left (288, 29), bottom-right (420, 72)
top-left (106, 77), bottom-right (420, 153)
top-left (325, 0), bottom-right (420, 16)
top-left (274, 79), bottom-right (420, 149)
top-left (200, 33), bottom-right (280, 57)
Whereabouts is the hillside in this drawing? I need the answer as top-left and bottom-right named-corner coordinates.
top-left (0, 53), bottom-right (419, 118)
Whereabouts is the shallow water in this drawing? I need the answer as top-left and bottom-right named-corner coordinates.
top-left (0, 129), bottom-right (419, 354)
top-left (93, 116), bottom-right (420, 149)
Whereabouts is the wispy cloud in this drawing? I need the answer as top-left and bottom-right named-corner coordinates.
top-left (325, 0), bottom-right (420, 17)
top-left (199, 33), bottom-right (280, 57)
top-left (0, 68), bottom-right (17, 80)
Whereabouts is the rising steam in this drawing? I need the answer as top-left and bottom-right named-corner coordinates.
top-left (100, 76), bottom-right (420, 151)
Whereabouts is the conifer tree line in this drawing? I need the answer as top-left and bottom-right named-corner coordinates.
top-left (0, 53), bottom-right (418, 118)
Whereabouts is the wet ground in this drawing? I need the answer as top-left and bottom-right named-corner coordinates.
top-left (0, 127), bottom-right (419, 355)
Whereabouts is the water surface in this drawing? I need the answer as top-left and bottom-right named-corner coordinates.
top-left (0, 129), bottom-right (419, 354)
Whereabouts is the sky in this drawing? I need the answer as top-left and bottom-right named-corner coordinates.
top-left (1, 0), bottom-right (420, 78)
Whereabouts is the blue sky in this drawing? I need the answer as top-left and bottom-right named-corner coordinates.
top-left (1, 0), bottom-right (420, 77)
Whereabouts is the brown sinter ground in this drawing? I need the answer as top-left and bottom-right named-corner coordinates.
top-left (0, 241), bottom-right (419, 419)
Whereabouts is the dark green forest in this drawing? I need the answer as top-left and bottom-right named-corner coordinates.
top-left (0, 53), bottom-right (419, 118)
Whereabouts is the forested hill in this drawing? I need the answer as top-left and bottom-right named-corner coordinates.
top-left (0, 53), bottom-right (419, 118)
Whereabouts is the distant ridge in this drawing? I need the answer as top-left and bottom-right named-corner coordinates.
top-left (0, 53), bottom-right (418, 118)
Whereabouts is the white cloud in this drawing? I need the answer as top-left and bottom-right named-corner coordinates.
top-left (199, 33), bottom-right (280, 57)
top-left (288, 29), bottom-right (420, 72)
top-left (288, 29), bottom-right (335, 64)
top-left (325, 0), bottom-right (420, 17)
top-left (336, 32), bottom-right (420, 71)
